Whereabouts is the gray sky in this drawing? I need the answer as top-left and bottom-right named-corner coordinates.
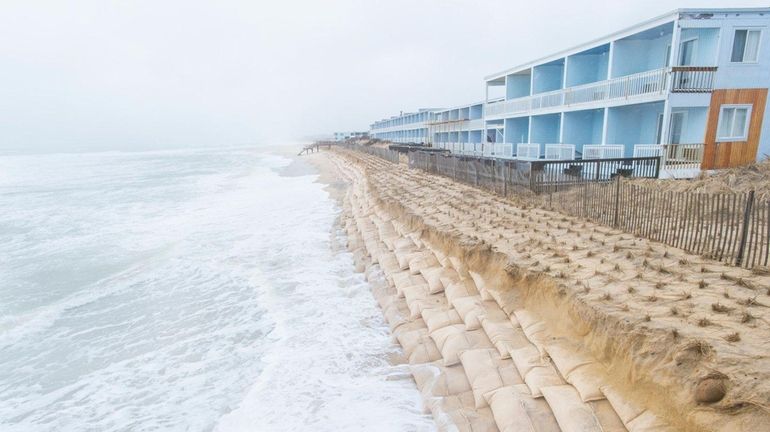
top-left (1, 0), bottom-right (768, 152)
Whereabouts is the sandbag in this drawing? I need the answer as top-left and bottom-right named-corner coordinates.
top-left (445, 279), bottom-right (479, 305)
top-left (438, 329), bottom-right (493, 366)
top-left (602, 385), bottom-right (674, 432)
top-left (540, 385), bottom-right (603, 432)
top-left (521, 365), bottom-right (565, 398)
top-left (544, 341), bottom-right (594, 377)
top-left (420, 266), bottom-right (459, 294)
top-left (430, 324), bottom-right (466, 352)
top-left (432, 405), bottom-right (498, 432)
top-left (407, 296), bottom-right (447, 320)
top-left (393, 237), bottom-right (415, 251)
top-left (409, 251), bottom-right (440, 275)
top-left (408, 339), bottom-right (442, 364)
top-left (452, 296), bottom-right (485, 330)
top-left (423, 308), bottom-right (463, 334)
top-left (468, 270), bottom-right (495, 301)
top-left (484, 385), bottom-right (561, 432)
top-left (565, 363), bottom-right (606, 402)
top-left (395, 248), bottom-right (421, 270)
top-left (378, 252), bottom-right (401, 275)
top-left (383, 302), bottom-right (410, 332)
top-left (480, 316), bottom-right (529, 359)
top-left (396, 327), bottom-right (431, 358)
top-left (513, 309), bottom-right (549, 351)
top-left (410, 362), bottom-right (472, 398)
top-left (392, 271), bottom-right (427, 298)
top-left (459, 348), bottom-right (523, 408)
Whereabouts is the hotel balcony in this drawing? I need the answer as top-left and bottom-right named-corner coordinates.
top-left (485, 66), bottom-right (717, 120)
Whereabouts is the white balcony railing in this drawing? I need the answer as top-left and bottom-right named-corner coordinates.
top-left (583, 144), bottom-right (624, 159)
top-left (493, 143), bottom-right (514, 158)
top-left (517, 143), bottom-right (541, 160)
top-left (633, 143), bottom-right (704, 173)
top-left (545, 144), bottom-right (576, 160)
top-left (486, 66), bottom-right (714, 119)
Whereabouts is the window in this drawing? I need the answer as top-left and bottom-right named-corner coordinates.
top-left (731, 29), bottom-right (762, 63)
top-left (679, 38), bottom-right (698, 66)
top-left (717, 105), bottom-right (752, 141)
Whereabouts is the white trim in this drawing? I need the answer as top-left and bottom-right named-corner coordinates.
top-left (730, 27), bottom-right (763, 64)
top-left (716, 104), bottom-right (753, 142)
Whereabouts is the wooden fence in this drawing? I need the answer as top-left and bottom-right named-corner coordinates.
top-left (538, 182), bottom-right (769, 269)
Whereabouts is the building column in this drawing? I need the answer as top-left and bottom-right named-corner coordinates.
top-left (601, 107), bottom-right (610, 145)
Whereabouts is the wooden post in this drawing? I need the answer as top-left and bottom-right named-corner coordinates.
top-left (613, 177), bottom-right (622, 228)
top-left (736, 190), bottom-right (756, 266)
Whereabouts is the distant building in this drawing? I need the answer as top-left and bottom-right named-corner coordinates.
top-left (333, 131), bottom-right (369, 142)
top-left (369, 8), bottom-right (770, 177)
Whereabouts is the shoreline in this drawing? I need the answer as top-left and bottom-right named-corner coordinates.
top-left (301, 147), bottom-right (770, 432)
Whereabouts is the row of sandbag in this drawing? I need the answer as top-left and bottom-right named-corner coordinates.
top-left (341, 166), bottom-right (673, 432)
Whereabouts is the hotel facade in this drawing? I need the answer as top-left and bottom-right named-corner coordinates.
top-left (369, 8), bottom-right (770, 178)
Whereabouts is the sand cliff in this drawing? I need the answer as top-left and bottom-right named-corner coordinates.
top-left (310, 148), bottom-right (770, 432)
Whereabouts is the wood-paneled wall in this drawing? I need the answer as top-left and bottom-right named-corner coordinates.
top-left (702, 88), bottom-right (768, 170)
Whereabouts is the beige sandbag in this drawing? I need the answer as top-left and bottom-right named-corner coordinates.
top-left (420, 266), bottom-right (459, 294)
top-left (407, 296), bottom-right (447, 320)
top-left (393, 237), bottom-right (415, 251)
top-left (392, 271), bottom-right (427, 298)
top-left (411, 362), bottom-right (472, 398)
top-left (430, 324), bottom-right (466, 351)
top-left (433, 406), bottom-right (498, 432)
top-left (540, 385), bottom-right (603, 432)
top-left (601, 385), bottom-right (643, 425)
top-left (626, 411), bottom-right (676, 432)
top-left (484, 385), bottom-right (561, 432)
top-left (521, 365), bottom-right (565, 398)
top-left (544, 340), bottom-right (594, 376)
top-left (439, 329), bottom-right (493, 367)
top-left (378, 252), bottom-right (400, 275)
top-left (452, 296), bottom-right (484, 330)
top-left (396, 327), bottom-right (431, 358)
top-left (428, 390), bottom-right (476, 419)
top-left (391, 318), bottom-right (427, 339)
top-left (468, 270), bottom-right (495, 301)
top-left (602, 385), bottom-right (674, 432)
top-left (445, 279), bottom-right (479, 305)
top-left (403, 283), bottom-right (430, 306)
top-left (480, 316), bottom-right (529, 359)
top-left (423, 308), bottom-right (463, 334)
top-left (459, 349), bottom-right (523, 408)
top-left (513, 310), bottom-right (549, 350)
top-left (565, 363), bottom-right (607, 402)
top-left (408, 339), bottom-right (442, 364)
top-left (395, 248), bottom-right (420, 270)
top-left (588, 399), bottom-right (628, 432)
top-left (409, 252), bottom-right (440, 275)
top-left (383, 302), bottom-right (409, 332)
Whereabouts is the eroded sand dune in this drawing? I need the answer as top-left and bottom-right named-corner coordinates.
top-left (313, 149), bottom-right (770, 432)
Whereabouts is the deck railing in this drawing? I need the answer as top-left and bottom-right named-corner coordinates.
top-left (633, 143), bottom-right (705, 172)
top-left (486, 66), bottom-right (716, 118)
top-left (670, 67), bottom-right (717, 93)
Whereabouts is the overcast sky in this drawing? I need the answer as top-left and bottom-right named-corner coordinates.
top-left (1, 0), bottom-right (768, 152)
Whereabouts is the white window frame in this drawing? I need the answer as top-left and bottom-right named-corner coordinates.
top-left (730, 28), bottom-right (763, 64)
top-left (716, 104), bottom-right (753, 142)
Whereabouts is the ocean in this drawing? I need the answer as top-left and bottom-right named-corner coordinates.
top-left (0, 147), bottom-right (434, 431)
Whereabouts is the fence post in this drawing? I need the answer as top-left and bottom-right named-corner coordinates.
top-left (735, 190), bottom-right (756, 266)
top-left (613, 177), bottom-right (622, 227)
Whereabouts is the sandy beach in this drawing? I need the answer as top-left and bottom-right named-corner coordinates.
top-left (306, 147), bottom-right (770, 432)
